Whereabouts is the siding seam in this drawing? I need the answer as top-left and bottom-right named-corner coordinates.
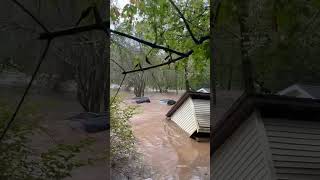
top-left (255, 110), bottom-right (277, 180)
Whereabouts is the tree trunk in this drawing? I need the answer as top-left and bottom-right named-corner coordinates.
top-left (175, 65), bottom-right (178, 94)
top-left (238, 0), bottom-right (255, 94)
top-left (133, 73), bottom-right (145, 97)
top-left (74, 32), bottom-right (107, 113)
top-left (184, 62), bottom-right (190, 91)
top-left (227, 64), bottom-right (233, 90)
top-left (152, 72), bottom-right (162, 93)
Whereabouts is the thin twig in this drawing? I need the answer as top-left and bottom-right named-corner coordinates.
top-left (111, 30), bottom-right (189, 56)
top-left (110, 58), bottom-right (126, 72)
top-left (168, 0), bottom-right (199, 44)
top-left (39, 24), bottom-right (189, 57)
top-left (293, 10), bottom-right (320, 39)
top-left (10, 0), bottom-right (49, 33)
top-left (39, 23), bottom-right (103, 39)
top-left (123, 50), bottom-right (193, 74)
top-left (0, 40), bottom-right (51, 142)
top-left (111, 74), bottom-right (127, 104)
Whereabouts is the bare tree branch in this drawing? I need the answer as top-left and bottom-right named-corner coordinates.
top-left (212, 0), bottom-right (223, 30)
top-left (123, 50), bottom-right (193, 74)
top-left (221, 26), bottom-right (241, 39)
top-left (111, 30), bottom-right (190, 56)
top-left (39, 23), bottom-right (103, 39)
top-left (0, 40), bottom-right (51, 142)
top-left (10, 0), bottom-right (49, 32)
top-left (39, 23), bottom-right (190, 57)
top-left (110, 58), bottom-right (126, 72)
top-left (111, 74), bottom-right (127, 104)
top-left (293, 9), bottom-right (320, 39)
top-left (168, 0), bottom-right (209, 45)
top-left (168, 0), bottom-right (199, 44)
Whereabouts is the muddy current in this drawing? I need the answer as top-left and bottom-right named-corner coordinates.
top-left (127, 93), bottom-right (210, 180)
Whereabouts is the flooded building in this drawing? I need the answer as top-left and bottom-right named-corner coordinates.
top-left (166, 92), bottom-right (210, 139)
top-left (211, 85), bottom-right (320, 179)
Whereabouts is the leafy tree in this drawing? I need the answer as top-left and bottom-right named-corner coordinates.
top-left (111, 0), bottom-right (210, 92)
top-left (212, 0), bottom-right (320, 92)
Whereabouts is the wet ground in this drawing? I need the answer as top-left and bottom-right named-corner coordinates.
top-left (125, 92), bottom-right (210, 180)
top-left (1, 85), bottom-right (210, 179)
top-left (0, 87), bottom-right (108, 180)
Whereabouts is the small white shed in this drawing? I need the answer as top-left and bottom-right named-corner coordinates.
top-left (197, 88), bottom-right (210, 93)
top-left (278, 83), bottom-right (320, 99)
top-left (166, 92), bottom-right (210, 138)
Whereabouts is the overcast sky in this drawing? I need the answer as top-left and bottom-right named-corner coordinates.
top-left (115, 0), bottom-right (130, 9)
top-left (111, 0), bottom-right (130, 29)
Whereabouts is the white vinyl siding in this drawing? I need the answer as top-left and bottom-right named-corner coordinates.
top-left (264, 118), bottom-right (320, 180)
top-left (193, 99), bottom-right (210, 133)
top-left (211, 113), bottom-right (272, 180)
top-left (171, 97), bottom-right (198, 136)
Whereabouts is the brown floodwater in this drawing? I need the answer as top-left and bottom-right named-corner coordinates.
top-left (127, 92), bottom-right (210, 180)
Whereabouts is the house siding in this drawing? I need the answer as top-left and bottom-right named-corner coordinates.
top-left (193, 99), bottom-right (210, 133)
top-left (263, 118), bottom-right (320, 180)
top-left (211, 113), bottom-right (273, 180)
top-left (171, 97), bottom-right (198, 136)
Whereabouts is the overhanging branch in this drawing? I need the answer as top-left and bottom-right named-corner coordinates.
top-left (168, 0), bottom-right (199, 44)
top-left (123, 50), bottom-right (193, 74)
top-left (11, 0), bottom-right (49, 32)
top-left (111, 30), bottom-right (189, 56)
top-left (168, 0), bottom-right (209, 45)
top-left (39, 22), bottom-right (190, 57)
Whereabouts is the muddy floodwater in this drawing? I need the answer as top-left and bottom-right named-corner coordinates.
top-left (126, 92), bottom-right (210, 180)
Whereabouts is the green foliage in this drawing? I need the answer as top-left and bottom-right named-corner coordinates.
top-left (110, 96), bottom-right (155, 179)
top-left (213, 0), bottom-right (320, 91)
top-left (111, 0), bottom-right (209, 90)
top-left (0, 101), bottom-right (40, 180)
top-left (110, 96), bottom-right (136, 164)
top-left (39, 138), bottom-right (94, 179)
top-left (0, 101), bottom-right (93, 180)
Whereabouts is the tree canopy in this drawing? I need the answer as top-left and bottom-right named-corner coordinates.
top-left (110, 0), bottom-right (210, 92)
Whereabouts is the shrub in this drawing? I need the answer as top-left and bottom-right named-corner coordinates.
top-left (110, 97), bottom-right (155, 179)
top-left (110, 97), bottom-right (136, 165)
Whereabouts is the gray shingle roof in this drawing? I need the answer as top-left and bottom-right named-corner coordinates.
top-left (214, 90), bottom-right (243, 124)
top-left (297, 84), bottom-right (320, 99)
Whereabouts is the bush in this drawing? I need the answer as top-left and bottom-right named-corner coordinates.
top-left (110, 97), bottom-right (136, 165)
top-left (110, 97), bottom-right (155, 179)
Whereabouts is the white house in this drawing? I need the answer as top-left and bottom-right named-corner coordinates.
top-left (166, 92), bottom-right (210, 138)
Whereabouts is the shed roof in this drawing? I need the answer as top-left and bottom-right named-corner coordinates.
top-left (214, 90), bottom-right (243, 124)
top-left (211, 93), bottom-right (320, 155)
top-left (278, 83), bottom-right (320, 99)
top-left (166, 90), bottom-right (242, 118)
top-left (197, 88), bottom-right (210, 93)
top-left (166, 91), bottom-right (210, 117)
top-left (296, 84), bottom-right (320, 99)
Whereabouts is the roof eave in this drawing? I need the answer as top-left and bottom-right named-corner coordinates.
top-left (211, 93), bottom-right (320, 155)
top-left (166, 91), bottom-right (210, 117)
